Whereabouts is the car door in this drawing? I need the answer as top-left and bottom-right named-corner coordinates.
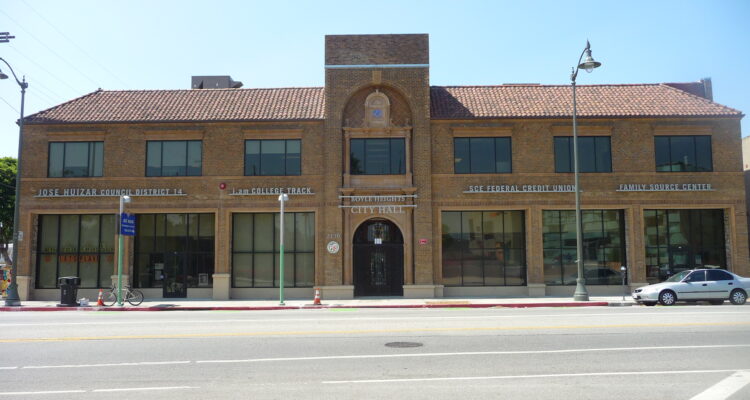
top-left (705, 269), bottom-right (735, 299)
top-left (676, 270), bottom-right (706, 300)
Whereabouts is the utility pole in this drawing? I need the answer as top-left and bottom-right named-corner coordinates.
top-left (0, 32), bottom-right (16, 43)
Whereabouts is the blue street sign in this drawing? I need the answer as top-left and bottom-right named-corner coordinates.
top-left (120, 213), bottom-right (136, 236)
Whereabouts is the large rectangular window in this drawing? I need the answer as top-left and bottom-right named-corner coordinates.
top-left (48, 142), bottom-right (103, 177)
top-left (146, 140), bottom-right (202, 176)
top-left (441, 211), bottom-right (526, 286)
top-left (36, 214), bottom-right (115, 288)
top-left (454, 137), bottom-right (512, 174)
top-left (232, 212), bottom-right (314, 288)
top-left (350, 138), bottom-right (405, 175)
top-left (644, 209), bottom-right (725, 283)
top-left (543, 210), bottom-right (626, 285)
top-left (245, 139), bottom-right (301, 176)
top-left (554, 136), bottom-right (611, 173)
top-left (133, 213), bottom-right (215, 288)
top-left (655, 135), bottom-right (712, 172)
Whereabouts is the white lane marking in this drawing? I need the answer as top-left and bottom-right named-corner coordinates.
top-left (196, 344), bottom-right (750, 364)
top-left (23, 360), bottom-right (190, 369)
top-left (93, 386), bottom-right (198, 392)
top-left (10, 344), bottom-right (750, 371)
top-left (323, 369), bottom-right (742, 384)
top-left (690, 370), bottom-right (750, 400)
top-left (4, 390), bottom-right (86, 395)
top-left (4, 311), bottom-right (749, 327)
top-left (3, 387), bottom-right (198, 395)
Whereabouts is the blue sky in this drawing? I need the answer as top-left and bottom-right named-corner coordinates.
top-left (0, 0), bottom-right (748, 158)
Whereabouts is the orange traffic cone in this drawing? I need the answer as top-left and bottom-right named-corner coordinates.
top-left (313, 288), bottom-right (322, 306)
top-left (96, 289), bottom-right (104, 306)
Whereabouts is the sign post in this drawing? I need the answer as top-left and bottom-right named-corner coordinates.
top-left (117, 196), bottom-right (132, 306)
top-left (278, 193), bottom-right (289, 305)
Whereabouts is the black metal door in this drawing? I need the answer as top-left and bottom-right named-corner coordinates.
top-left (353, 219), bottom-right (404, 296)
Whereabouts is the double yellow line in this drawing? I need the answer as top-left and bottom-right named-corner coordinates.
top-left (3, 321), bottom-right (749, 343)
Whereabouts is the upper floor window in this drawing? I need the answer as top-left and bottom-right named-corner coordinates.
top-left (48, 141), bottom-right (103, 178)
top-left (554, 136), bottom-right (611, 173)
top-left (454, 137), bottom-right (511, 174)
top-left (351, 138), bottom-right (405, 175)
top-left (146, 140), bottom-right (202, 177)
top-left (245, 139), bottom-right (301, 176)
top-left (655, 135), bottom-right (712, 172)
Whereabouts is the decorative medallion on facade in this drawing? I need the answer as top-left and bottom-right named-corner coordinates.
top-left (364, 90), bottom-right (390, 129)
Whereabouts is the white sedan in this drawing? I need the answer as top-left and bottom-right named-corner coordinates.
top-left (632, 269), bottom-right (749, 306)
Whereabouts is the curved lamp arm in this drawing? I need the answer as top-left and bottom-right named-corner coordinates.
top-left (0, 57), bottom-right (28, 89)
top-left (570, 41), bottom-right (592, 84)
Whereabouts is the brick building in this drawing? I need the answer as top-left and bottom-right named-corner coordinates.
top-left (14, 34), bottom-right (747, 301)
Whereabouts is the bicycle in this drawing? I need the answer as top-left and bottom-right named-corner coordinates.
top-left (103, 285), bottom-right (144, 306)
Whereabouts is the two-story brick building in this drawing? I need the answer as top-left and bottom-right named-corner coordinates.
top-left (14, 34), bottom-right (747, 301)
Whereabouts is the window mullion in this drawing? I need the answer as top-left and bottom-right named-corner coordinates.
top-left (62, 143), bottom-right (67, 176)
top-left (491, 138), bottom-right (497, 173)
top-left (75, 215), bottom-right (81, 285)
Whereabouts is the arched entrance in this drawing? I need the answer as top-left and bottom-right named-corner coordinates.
top-left (353, 219), bottom-right (404, 296)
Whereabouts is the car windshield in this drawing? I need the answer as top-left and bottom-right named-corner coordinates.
top-left (666, 270), bottom-right (692, 282)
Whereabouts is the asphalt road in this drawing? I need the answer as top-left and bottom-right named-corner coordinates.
top-left (2, 305), bottom-right (750, 399)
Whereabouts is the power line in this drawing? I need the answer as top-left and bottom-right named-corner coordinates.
top-left (6, 44), bottom-right (83, 96)
top-left (0, 95), bottom-right (19, 113)
top-left (27, 90), bottom-right (57, 107)
top-left (0, 9), bottom-right (102, 88)
top-left (20, 0), bottom-right (129, 89)
top-left (25, 82), bottom-right (61, 104)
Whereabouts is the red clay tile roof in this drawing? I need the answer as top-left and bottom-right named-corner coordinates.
top-left (25, 87), bottom-right (326, 124)
top-left (430, 84), bottom-right (741, 119)
top-left (25, 83), bottom-right (741, 125)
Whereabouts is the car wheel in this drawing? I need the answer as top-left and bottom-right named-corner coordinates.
top-left (708, 300), bottom-right (724, 305)
top-left (642, 302), bottom-right (656, 307)
top-left (658, 290), bottom-right (677, 306)
top-left (730, 289), bottom-right (747, 305)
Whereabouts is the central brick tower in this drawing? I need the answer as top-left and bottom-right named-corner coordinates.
top-left (321, 34), bottom-right (436, 298)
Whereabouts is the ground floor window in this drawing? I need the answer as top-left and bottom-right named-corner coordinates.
top-left (232, 212), bottom-right (315, 288)
top-left (543, 210), bottom-right (626, 285)
top-left (134, 213), bottom-right (215, 289)
top-left (36, 214), bottom-right (115, 288)
top-left (441, 211), bottom-right (526, 286)
top-left (644, 209), bottom-right (725, 283)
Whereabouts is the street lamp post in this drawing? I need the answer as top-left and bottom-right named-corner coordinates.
top-left (1, 57), bottom-right (28, 307)
top-left (278, 193), bottom-right (289, 306)
top-left (571, 40), bottom-right (601, 302)
top-left (117, 195), bottom-right (131, 306)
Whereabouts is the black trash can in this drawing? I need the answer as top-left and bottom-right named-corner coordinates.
top-left (57, 276), bottom-right (81, 307)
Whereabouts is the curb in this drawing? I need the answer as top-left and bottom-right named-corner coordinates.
top-left (0, 301), bottom-right (616, 312)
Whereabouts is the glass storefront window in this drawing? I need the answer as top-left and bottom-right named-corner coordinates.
top-left (542, 210), bottom-right (626, 285)
top-left (134, 213), bottom-right (215, 288)
top-left (644, 209), bottom-right (725, 283)
top-left (232, 212), bottom-right (315, 288)
top-left (441, 211), bottom-right (526, 286)
top-left (35, 214), bottom-right (116, 288)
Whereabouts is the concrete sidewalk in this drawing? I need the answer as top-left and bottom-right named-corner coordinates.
top-left (1, 296), bottom-right (635, 311)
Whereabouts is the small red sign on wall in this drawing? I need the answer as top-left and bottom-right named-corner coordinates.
top-left (419, 239), bottom-right (428, 245)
